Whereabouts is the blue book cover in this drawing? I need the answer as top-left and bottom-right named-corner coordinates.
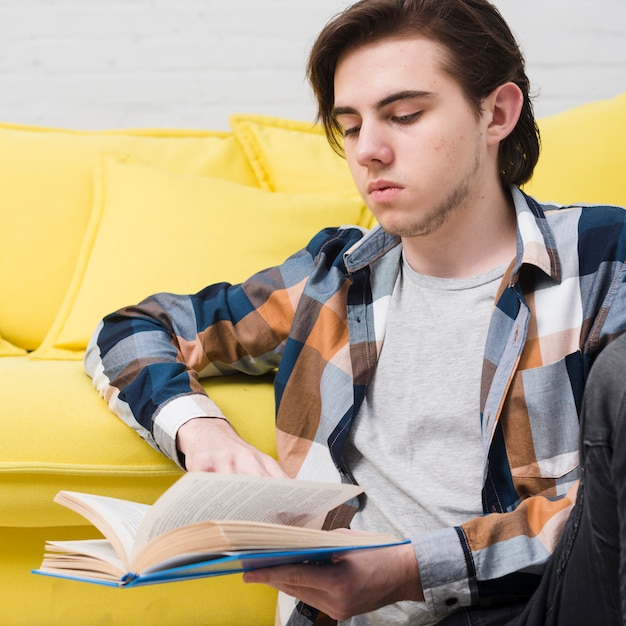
top-left (33, 540), bottom-right (409, 588)
top-left (32, 473), bottom-right (406, 587)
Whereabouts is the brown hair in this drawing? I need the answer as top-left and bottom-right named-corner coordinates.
top-left (306, 0), bottom-right (540, 187)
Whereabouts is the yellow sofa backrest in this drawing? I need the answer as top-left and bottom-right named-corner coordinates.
top-left (0, 119), bottom-right (365, 354)
top-left (524, 92), bottom-right (626, 207)
top-left (0, 124), bottom-right (256, 350)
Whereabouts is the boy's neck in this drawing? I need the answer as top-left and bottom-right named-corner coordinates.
top-left (400, 186), bottom-right (517, 279)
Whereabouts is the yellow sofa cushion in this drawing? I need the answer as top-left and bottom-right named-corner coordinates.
top-left (31, 155), bottom-right (368, 360)
top-left (0, 123), bottom-right (257, 352)
top-left (0, 332), bottom-right (27, 357)
top-left (230, 114), bottom-right (375, 228)
top-left (229, 114), bottom-right (358, 196)
top-left (524, 92), bottom-right (626, 206)
top-left (230, 114), bottom-right (355, 193)
top-left (0, 357), bottom-right (277, 528)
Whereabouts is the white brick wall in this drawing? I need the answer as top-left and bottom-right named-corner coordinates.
top-left (0, 0), bottom-right (624, 130)
top-left (496, 0), bottom-right (626, 118)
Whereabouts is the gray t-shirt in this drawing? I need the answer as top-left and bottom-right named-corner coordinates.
top-left (342, 255), bottom-right (507, 625)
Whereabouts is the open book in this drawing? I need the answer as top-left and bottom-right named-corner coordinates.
top-left (33, 472), bottom-right (406, 587)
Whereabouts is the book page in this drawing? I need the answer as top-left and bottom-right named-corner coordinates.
top-left (133, 473), bottom-right (362, 556)
top-left (43, 539), bottom-right (125, 571)
top-left (54, 491), bottom-right (151, 569)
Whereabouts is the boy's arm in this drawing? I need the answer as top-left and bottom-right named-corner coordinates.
top-left (414, 481), bottom-right (578, 615)
top-left (84, 227), bottom-right (366, 469)
top-left (243, 485), bottom-right (576, 621)
top-left (84, 266), bottom-right (302, 468)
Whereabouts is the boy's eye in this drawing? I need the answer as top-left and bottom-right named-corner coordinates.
top-left (334, 115), bottom-right (361, 138)
top-left (343, 125), bottom-right (361, 137)
top-left (392, 112), bottom-right (422, 124)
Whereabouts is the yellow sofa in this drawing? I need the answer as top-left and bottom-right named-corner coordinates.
top-left (1, 93), bottom-right (625, 625)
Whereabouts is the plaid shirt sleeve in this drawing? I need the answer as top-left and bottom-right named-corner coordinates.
top-left (83, 230), bottom-right (339, 464)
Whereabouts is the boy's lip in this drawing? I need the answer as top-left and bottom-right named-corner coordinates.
top-left (367, 179), bottom-right (402, 194)
top-left (367, 179), bottom-right (403, 202)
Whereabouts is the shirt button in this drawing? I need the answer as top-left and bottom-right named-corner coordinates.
top-left (445, 597), bottom-right (458, 607)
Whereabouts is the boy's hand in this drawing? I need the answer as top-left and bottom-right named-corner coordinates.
top-left (243, 539), bottom-right (423, 620)
top-left (176, 417), bottom-right (287, 477)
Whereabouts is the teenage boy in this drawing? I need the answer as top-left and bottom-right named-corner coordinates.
top-left (85, 1), bottom-right (626, 624)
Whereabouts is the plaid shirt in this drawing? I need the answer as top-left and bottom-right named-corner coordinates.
top-left (86, 187), bottom-right (626, 622)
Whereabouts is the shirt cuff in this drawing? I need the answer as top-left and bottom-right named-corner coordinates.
top-left (152, 393), bottom-right (227, 468)
top-left (413, 526), bottom-right (475, 617)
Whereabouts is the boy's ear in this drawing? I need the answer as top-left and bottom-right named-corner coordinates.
top-left (484, 82), bottom-right (524, 145)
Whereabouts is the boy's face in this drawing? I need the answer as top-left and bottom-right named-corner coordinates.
top-left (333, 36), bottom-right (497, 240)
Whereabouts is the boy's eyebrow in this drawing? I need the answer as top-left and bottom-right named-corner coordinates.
top-left (332, 90), bottom-right (434, 118)
top-left (377, 89), bottom-right (434, 109)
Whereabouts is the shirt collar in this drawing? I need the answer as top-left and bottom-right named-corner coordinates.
top-left (343, 225), bottom-right (401, 274)
top-left (342, 186), bottom-right (562, 284)
top-left (510, 186), bottom-right (562, 284)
